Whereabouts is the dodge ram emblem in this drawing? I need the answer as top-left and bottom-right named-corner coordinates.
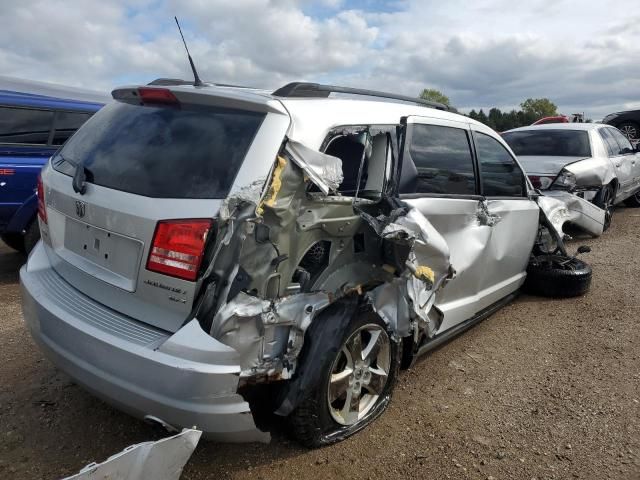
top-left (75, 200), bottom-right (86, 218)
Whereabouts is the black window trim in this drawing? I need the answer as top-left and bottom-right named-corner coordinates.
top-left (0, 104), bottom-right (94, 147)
top-left (471, 129), bottom-right (529, 199)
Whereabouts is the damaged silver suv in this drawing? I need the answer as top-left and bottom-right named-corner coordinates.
top-left (20, 82), bottom-right (598, 447)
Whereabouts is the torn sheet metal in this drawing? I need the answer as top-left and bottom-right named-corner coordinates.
top-left (219, 177), bottom-right (266, 221)
top-left (563, 156), bottom-right (616, 188)
top-left (211, 291), bottom-right (332, 377)
top-left (537, 190), bottom-right (605, 238)
top-left (475, 200), bottom-right (501, 226)
top-left (285, 140), bottom-right (343, 195)
top-left (365, 204), bottom-right (452, 338)
top-left (63, 429), bottom-right (201, 480)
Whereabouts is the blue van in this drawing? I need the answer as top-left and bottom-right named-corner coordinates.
top-left (0, 76), bottom-right (106, 253)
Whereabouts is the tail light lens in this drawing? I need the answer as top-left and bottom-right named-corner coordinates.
top-left (138, 87), bottom-right (179, 105)
top-left (528, 175), bottom-right (555, 190)
top-left (147, 219), bottom-right (213, 281)
top-left (37, 174), bottom-right (47, 224)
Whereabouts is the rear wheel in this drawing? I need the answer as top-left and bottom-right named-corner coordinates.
top-left (288, 311), bottom-right (400, 447)
top-left (524, 255), bottom-right (592, 298)
top-left (594, 184), bottom-right (615, 230)
top-left (624, 191), bottom-right (640, 208)
top-left (617, 121), bottom-right (639, 141)
top-left (0, 232), bottom-right (25, 253)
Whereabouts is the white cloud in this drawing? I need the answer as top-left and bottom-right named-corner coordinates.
top-left (0, 0), bottom-right (638, 119)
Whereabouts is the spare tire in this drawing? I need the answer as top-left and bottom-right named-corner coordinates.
top-left (524, 255), bottom-right (592, 298)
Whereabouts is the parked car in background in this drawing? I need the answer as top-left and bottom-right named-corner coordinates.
top-left (532, 113), bottom-right (584, 126)
top-left (21, 80), bottom-right (594, 447)
top-left (602, 109), bottom-right (640, 142)
top-left (503, 123), bottom-right (640, 230)
top-left (0, 76), bottom-right (106, 253)
top-left (532, 115), bottom-right (568, 125)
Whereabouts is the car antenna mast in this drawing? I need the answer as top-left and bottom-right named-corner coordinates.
top-left (174, 16), bottom-right (203, 87)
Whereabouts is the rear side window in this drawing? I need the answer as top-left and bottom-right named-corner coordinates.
top-left (52, 111), bottom-right (93, 145)
top-left (599, 128), bottom-right (622, 156)
top-left (608, 128), bottom-right (634, 153)
top-left (54, 101), bottom-right (265, 199)
top-left (0, 106), bottom-right (53, 145)
top-left (502, 129), bottom-right (591, 157)
top-left (405, 124), bottom-right (476, 195)
top-left (475, 133), bottom-right (525, 197)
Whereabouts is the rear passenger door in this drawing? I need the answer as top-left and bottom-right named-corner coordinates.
top-left (608, 127), bottom-right (640, 196)
top-left (471, 126), bottom-right (539, 304)
top-left (599, 127), bottom-right (634, 198)
top-left (398, 116), bottom-right (492, 331)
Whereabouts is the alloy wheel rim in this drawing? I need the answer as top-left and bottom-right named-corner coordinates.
top-left (603, 188), bottom-right (613, 228)
top-left (327, 323), bottom-right (391, 426)
top-left (620, 125), bottom-right (638, 140)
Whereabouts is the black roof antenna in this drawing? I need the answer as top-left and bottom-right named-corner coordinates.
top-left (174, 16), bottom-right (203, 87)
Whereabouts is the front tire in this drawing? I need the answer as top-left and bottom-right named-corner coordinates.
top-left (594, 184), bottom-right (614, 230)
top-left (288, 310), bottom-right (400, 448)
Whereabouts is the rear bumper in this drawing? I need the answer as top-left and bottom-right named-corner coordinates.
top-left (20, 242), bottom-right (269, 443)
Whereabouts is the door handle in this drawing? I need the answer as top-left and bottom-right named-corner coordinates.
top-left (616, 163), bottom-right (621, 167)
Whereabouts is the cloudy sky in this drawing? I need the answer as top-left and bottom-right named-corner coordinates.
top-left (1, 0), bottom-right (638, 119)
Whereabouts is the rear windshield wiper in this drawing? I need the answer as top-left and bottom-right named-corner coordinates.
top-left (54, 153), bottom-right (90, 195)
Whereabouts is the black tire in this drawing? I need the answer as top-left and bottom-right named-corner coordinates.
top-left (288, 309), bottom-right (401, 448)
top-left (624, 191), bottom-right (640, 208)
top-left (0, 232), bottom-right (25, 253)
top-left (524, 255), bottom-right (592, 298)
top-left (594, 184), bottom-right (614, 230)
top-left (23, 220), bottom-right (40, 254)
top-left (617, 121), bottom-right (639, 142)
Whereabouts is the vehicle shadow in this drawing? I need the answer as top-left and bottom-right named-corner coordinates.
top-left (0, 241), bottom-right (25, 285)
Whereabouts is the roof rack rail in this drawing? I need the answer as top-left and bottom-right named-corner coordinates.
top-left (272, 82), bottom-right (449, 111)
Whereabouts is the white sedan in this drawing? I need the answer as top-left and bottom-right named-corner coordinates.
top-left (503, 123), bottom-right (640, 230)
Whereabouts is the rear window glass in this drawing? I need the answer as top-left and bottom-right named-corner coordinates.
top-left (53, 101), bottom-right (265, 198)
top-left (502, 129), bottom-right (591, 157)
top-left (0, 106), bottom-right (53, 145)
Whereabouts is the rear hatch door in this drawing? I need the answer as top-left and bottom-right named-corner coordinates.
top-left (41, 86), bottom-right (290, 332)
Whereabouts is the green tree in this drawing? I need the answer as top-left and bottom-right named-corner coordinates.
top-left (520, 98), bottom-right (558, 120)
top-left (476, 109), bottom-right (488, 125)
top-left (419, 88), bottom-right (450, 107)
top-left (488, 107), bottom-right (503, 131)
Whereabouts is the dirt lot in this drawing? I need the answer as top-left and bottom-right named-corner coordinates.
top-left (1, 209), bottom-right (639, 480)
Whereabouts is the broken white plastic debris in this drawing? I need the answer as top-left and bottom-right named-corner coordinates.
top-left (62, 428), bottom-right (202, 480)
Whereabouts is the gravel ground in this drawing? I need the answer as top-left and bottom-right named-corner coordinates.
top-left (0, 208), bottom-right (639, 480)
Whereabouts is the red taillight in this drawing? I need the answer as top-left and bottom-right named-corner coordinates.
top-left (529, 175), bottom-right (542, 189)
top-left (138, 87), bottom-right (179, 105)
top-left (529, 175), bottom-right (555, 190)
top-left (37, 174), bottom-right (47, 224)
top-left (146, 219), bottom-right (213, 281)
